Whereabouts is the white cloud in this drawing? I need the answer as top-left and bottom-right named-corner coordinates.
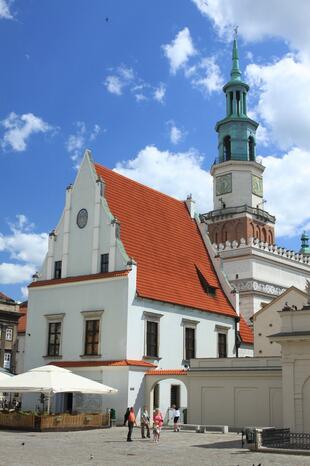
top-left (66, 122), bottom-right (101, 168)
top-left (0, 215), bottom-right (48, 285)
top-left (0, 263), bottom-right (35, 285)
top-left (162, 27), bottom-right (197, 74)
top-left (153, 83), bottom-right (166, 103)
top-left (105, 75), bottom-right (123, 95)
top-left (114, 145), bottom-right (212, 212)
top-left (168, 123), bottom-right (185, 145)
top-left (1, 112), bottom-right (52, 152)
top-left (104, 65), bottom-right (134, 96)
top-left (261, 148), bottom-right (310, 237)
top-left (104, 65), bottom-right (165, 104)
top-left (192, 0), bottom-right (310, 59)
top-left (21, 286), bottom-right (28, 299)
top-left (246, 56), bottom-right (310, 151)
top-left (0, 0), bottom-right (13, 19)
top-left (189, 56), bottom-right (224, 94)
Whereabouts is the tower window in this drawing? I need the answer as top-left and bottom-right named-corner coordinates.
top-left (229, 92), bottom-right (233, 115)
top-left (248, 136), bottom-right (255, 161)
top-left (223, 136), bottom-right (231, 161)
top-left (236, 91), bottom-right (240, 116)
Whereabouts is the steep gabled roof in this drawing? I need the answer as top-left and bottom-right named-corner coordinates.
top-left (251, 286), bottom-right (307, 321)
top-left (17, 301), bottom-right (28, 334)
top-left (95, 163), bottom-right (236, 318)
top-left (0, 291), bottom-right (15, 303)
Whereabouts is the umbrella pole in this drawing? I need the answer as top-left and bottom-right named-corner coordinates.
top-left (47, 394), bottom-right (51, 415)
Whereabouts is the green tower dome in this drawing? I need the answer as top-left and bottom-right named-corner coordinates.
top-left (300, 231), bottom-right (310, 255)
top-left (215, 34), bottom-right (259, 164)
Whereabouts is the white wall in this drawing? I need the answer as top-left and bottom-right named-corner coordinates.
top-left (188, 358), bottom-right (282, 428)
top-left (253, 288), bottom-right (307, 357)
top-left (25, 275), bottom-right (130, 371)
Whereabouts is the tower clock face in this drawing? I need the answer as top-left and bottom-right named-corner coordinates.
top-left (216, 173), bottom-right (232, 196)
top-left (77, 208), bottom-right (88, 228)
top-left (252, 175), bottom-right (263, 197)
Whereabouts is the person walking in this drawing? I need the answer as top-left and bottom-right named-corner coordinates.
top-left (141, 406), bottom-right (150, 438)
top-left (172, 405), bottom-right (180, 432)
top-left (153, 408), bottom-right (163, 443)
top-left (123, 407), bottom-right (130, 426)
top-left (127, 407), bottom-right (137, 442)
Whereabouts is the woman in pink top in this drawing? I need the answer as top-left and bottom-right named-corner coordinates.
top-left (153, 408), bottom-right (163, 443)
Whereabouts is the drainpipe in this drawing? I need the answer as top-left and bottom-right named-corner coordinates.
top-left (235, 316), bottom-right (240, 358)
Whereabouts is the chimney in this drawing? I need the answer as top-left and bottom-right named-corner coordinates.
top-left (185, 194), bottom-right (196, 219)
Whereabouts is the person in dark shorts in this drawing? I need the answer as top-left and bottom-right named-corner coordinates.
top-left (172, 405), bottom-right (180, 432)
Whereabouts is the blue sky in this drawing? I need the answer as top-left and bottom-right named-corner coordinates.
top-left (1, 0), bottom-right (310, 301)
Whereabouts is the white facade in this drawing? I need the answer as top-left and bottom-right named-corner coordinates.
top-left (24, 152), bottom-right (243, 422)
top-left (211, 160), bottom-right (265, 210)
top-left (253, 287), bottom-right (307, 357)
top-left (210, 237), bottom-right (310, 322)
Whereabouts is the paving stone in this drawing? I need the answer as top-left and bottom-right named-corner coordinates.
top-left (0, 427), bottom-right (310, 466)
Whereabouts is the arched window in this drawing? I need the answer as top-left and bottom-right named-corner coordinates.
top-left (223, 136), bottom-right (231, 161)
top-left (248, 136), bottom-right (255, 161)
top-left (262, 228), bottom-right (267, 243)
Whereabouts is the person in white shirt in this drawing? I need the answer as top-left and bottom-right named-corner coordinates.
top-left (172, 405), bottom-right (180, 432)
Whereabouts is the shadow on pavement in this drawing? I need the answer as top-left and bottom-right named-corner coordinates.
top-left (192, 439), bottom-right (243, 449)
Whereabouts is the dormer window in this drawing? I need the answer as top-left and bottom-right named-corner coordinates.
top-left (196, 266), bottom-right (217, 296)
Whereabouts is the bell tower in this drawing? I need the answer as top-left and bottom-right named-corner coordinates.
top-left (204, 33), bottom-right (275, 245)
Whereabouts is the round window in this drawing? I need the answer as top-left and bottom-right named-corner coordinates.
top-left (77, 209), bottom-right (88, 229)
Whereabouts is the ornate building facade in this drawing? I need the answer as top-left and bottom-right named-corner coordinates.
top-left (201, 37), bottom-right (310, 321)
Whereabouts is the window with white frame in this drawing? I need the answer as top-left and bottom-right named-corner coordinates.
top-left (215, 324), bottom-right (230, 358)
top-left (143, 312), bottom-right (163, 358)
top-left (44, 313), bottom-right (65, 357)
top-left (5, 328), bottom-right (13, 341)
top-left (81, 310), bottom-right (104, 357)
top-left (3, 352), bottom-right (11, 369)
top-left (182, 319), bottom-right (199, 361)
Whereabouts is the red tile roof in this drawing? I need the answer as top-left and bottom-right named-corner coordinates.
top-left (239, 315), bottom-right (254, 345)
top-left (18, 302), bottom-right (28, 334)
top-left (29, 270), bottom-right (129, 288)
top-left (49, 359), bottom-right (157, 368)
top-left (146, 369), bottom-right (187, 376)
top-left (0, 291), bottom-right (15, 303)
top-left (95, 164), bottom-right (236, 319)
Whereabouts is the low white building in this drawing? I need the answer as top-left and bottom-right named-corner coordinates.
top-left (252, 286), bottom-right (307, 357)
top-left (24, 151), bottom-right (252, 422)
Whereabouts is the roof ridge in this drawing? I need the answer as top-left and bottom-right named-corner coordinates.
top-left (95, 162), bottom-right (186, 206)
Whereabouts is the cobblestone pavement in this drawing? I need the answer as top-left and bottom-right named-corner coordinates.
top-left (0, 427), bottom-right (310, 466)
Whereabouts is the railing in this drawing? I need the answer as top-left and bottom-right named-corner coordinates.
top-left (261, 428), bottom-right (310, 450)
top-left (201, 204), bottom-right (276, 224)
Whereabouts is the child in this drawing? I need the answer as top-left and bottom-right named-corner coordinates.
top-left (153, 408), bottom-right (163, 443)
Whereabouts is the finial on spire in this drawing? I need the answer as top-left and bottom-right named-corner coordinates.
top-left (230, 27), bottom-right (241, 81)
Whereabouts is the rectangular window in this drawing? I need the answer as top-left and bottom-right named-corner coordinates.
top-left (3, 352), bottom-right (11, 370)
top-left (146, 321), bottom-right (158, 357)
top-left (54, 261), bottom-right (62, 279)
top-left (84, 319), bottom-right (100, 355)
top-left (185, 327), bottom-right (195, 360)
top-left (100, 254), bottom-right (109, 273)
top-left (218, 333), bottom-right (227, 358)
top-left (47, 322), bottom-right (61, 356)
top-left (5, 328), bottom-right (13, 341)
